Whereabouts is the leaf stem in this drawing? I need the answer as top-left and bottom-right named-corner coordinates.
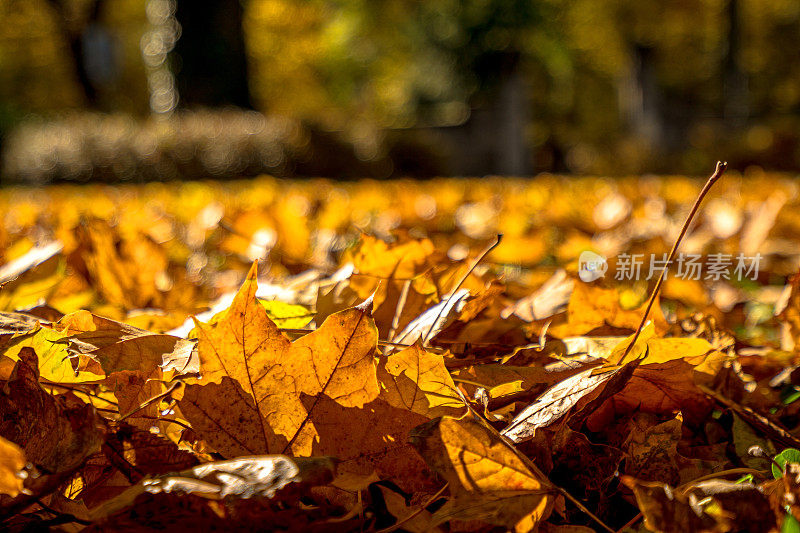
top-left (376, 482), bottom-right (449, 533)
top-left (615, 512), bottom-right (642, 533)
top-left (620, 161), bottom-right (727, 362)
top-left (554, 485), bottom-right (616, 533)
top-left (422, 234), bottom-right (502, 346)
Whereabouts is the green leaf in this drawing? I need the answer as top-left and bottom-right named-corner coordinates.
top-left (4, 326), bottom-right (102, 383)
top-left (783, 513), bottom-right (800, 533)
top-left (773, 448), bottom-right (800, 479)
top-left (259, 300), bottom-right (313, 329)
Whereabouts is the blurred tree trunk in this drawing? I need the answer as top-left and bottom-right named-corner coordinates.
top-left (46, 0), bottom-right (104, 109)
top-left (619, 44), bottom-right (664, 149)
top-left (495, 66), bottom-right (529, 175)
top-left (724, 0), bottom-right (748, 125)
top-left (173, 0), bottom-right (252, 108)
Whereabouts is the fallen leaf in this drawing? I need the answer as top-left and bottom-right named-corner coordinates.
top-left (623, 476), bottom-right (776, 533)
top-left (4, 324), bottom-right (104, 383)
top-left (502, 269), bottom-right (574, 322)
top-left (188, 262), bottom-right (379, 456)
top-left (375, 484), bottom-right (443, 533)
top-left (57, 310), bottom-right (191, 375)
top-left (103, 422), bottom-right (199, 482)
top-left (378, 343), bottom-right (466, 419)
top-left (502, 360), bottom-right (639, 443)
top-left (390, 289), bottom-right (470, 349)
top-left (411, 415), bottom-right (555, 532)
top-left (0, 347), bottom-right (103, 474)
top-left (91, 455), bottom-right (337, 522)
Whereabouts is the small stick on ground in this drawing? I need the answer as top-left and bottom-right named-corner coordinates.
top-left (620, 161), bottom-right (727, 362)
top-left (422, 234), bottom-right (502, 346)
top-left (376, 483), bottom-right (449, 533)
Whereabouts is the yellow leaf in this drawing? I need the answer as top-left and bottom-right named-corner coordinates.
top-left (411, 416), bottom-right (555, 532)
top-left (605, 322), bottom-right (657, 366)
top-left (0, 436), bottom-right (26, 497)
top-left (550, 282), bottom-right (667, 338)
top-left (58, 310), bottom-right (191, 375)
top-left (378, 343), bottom-right (465, 419)
top-left (259, 300), bottom-right (313, 329)
top-left (4, 326), bottom-right (103, 383)
top-left (186, 262), bottom-right (379, 456)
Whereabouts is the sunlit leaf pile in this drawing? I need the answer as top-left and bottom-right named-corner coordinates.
top-left (2, 172), bottom-right (800, 531)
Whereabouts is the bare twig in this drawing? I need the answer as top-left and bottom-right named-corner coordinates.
top-left (376, 483), bottom-right (449, 533)
top-left (422, 235), bottom-right (502, 345)
top-left (387, 279), bottom-right (412, 341)
top-left (620, 161), bottom-right (727, 362)
top-left (615, 512), bottom-right (642, 533)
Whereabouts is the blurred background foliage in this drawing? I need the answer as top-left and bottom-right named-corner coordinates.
top-left (1, 0), bottom-right (800, 182)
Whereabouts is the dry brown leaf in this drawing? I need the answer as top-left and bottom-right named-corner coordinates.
top-left (587, 337), bottom-right (727, 430)
top-left (502, 360), bottom-right (639, 443)
top-left (390, 289), bottom-right (470, 349)
top-left (0, 347), bottom-right (103, 475)
top-left (58, 310), bottom-right (192, 373)
top-left (91, 455), bottom-right (337, 522)
top-left (623, 476), bottom-right (776, 533)
top-left (102, 422), bottom-right (199, 482)
top-left (502, 269), bottom-right (574, 322)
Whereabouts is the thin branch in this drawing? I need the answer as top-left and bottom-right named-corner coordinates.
top-left (615, 512), bottom-right (642, 533)
top-left (387, 279), bottom-right (412, 341)
top-left (32, 498), bottom-right (91, 526)
top-left (620, 161), bottom-right (727, 363)
top-left (553, 485), bottom-right (616, 533)
top-left (423, 235), bottom-right (502, 346)
top-left (376, 483), bottom-right (449, 533)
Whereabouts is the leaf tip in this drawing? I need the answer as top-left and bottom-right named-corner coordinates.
top-left (246, 260), bottom-right (260, 282)
top-left (355, 292), bottom-right (375, 317)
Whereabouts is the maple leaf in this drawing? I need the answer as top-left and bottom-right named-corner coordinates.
top-left (377, 343), bottom-right (466, 419)
top-left (303, 393), bottom-right (435, 492)
top-left (182, 262), bottom-right (379, 456)
top-left (180, 377), bottom-right (276, 456)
